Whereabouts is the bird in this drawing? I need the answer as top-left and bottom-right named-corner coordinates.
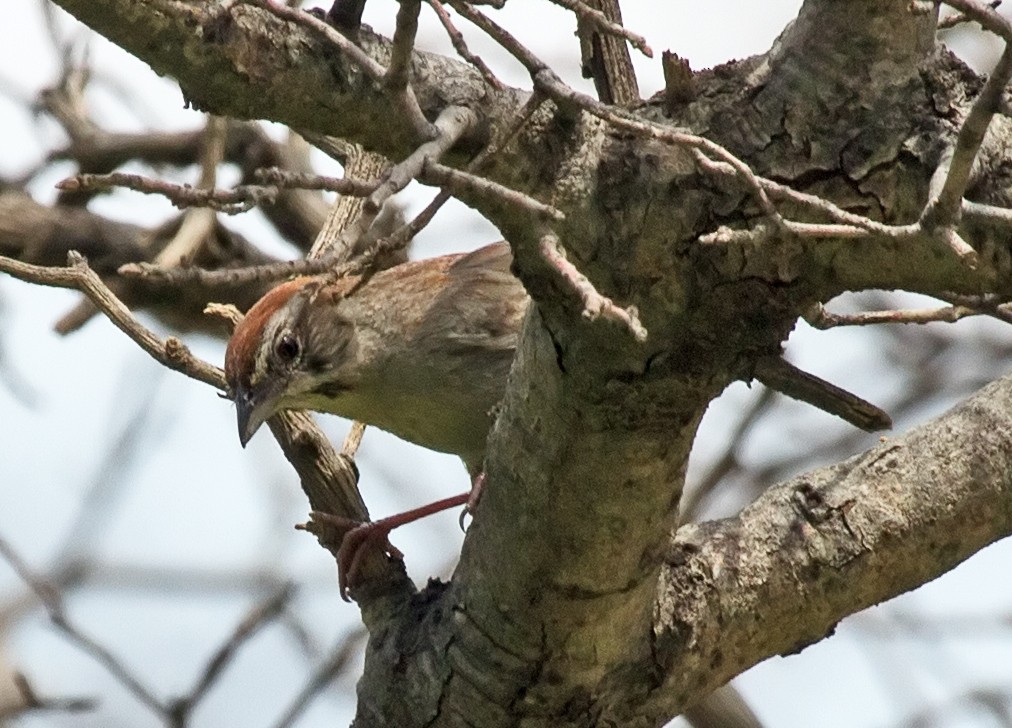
top-left (224, 241), bottom-right (528, 594)
top-left (224, 242), bottom-right (768, 728)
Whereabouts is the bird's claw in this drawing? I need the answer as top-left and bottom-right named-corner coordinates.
top-left (337, 522), bottom-right (404, 602)
top-left (310, 512), bottom-right (403, 602)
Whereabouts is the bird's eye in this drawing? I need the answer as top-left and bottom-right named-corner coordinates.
top-left (275, 333), bottom-right (300, 362)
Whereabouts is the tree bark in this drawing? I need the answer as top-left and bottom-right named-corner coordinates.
top-left (34, 0), bottom-right (1012, 725)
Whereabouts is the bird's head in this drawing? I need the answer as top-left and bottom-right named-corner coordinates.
top-left (223, 243), bottom-right (526, 461)
top-left (224, 276), bottom-right (359, 447)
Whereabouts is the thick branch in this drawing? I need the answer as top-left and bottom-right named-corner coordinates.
top-left (50, 0), bottom-right (524, 161)
top-left (648, 371), bottom-right (1012, 720)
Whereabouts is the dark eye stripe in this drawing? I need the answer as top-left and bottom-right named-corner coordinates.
top-left (313, 380), bottom-right (347, 398)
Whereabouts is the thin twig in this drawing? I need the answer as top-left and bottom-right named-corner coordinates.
top-left (445, 0), bottom-right (549, 74)
top-left (0, 535), bottom-right (166, 715)
top-left (118, 257), bottom-right (344, 289)
top-left (269, 627), bottom-right (367, 728)
top-left (423, 160), bottom-right (564, 220)
top-left (924, 39), bottom-right (1012, 226)
top-left (0, 253), bottom-right (224, 389)
top-left (922, 0), bottom-right (1012, 265)
top-left (57, 172), bottom-right (277, 213)
top-left (425, 0), bottom-right (504, 90)
top-left (240, 0), bottom-right (435, 139)
top-left (238, 0), bottom-right (385, 79)
top-left (806, 302), bottom-right (982, 328)
top-left (366, 105), bottom-right (477, 214)
top-left (357, 90), bottom-right (547, 257)
top-left (176, 583), bottom-right (297, 714)
top-left (448, 0), bottom-right (1012, 268)
top-left (341, 422), bottom-right (367, 459)
top-left (535, 71), bottom-right (783, 220)
top-left (939, 0), bottom-right (1002, 29)
top-left (548, 0), bottom-right (653, 57)
top-left (254, 167), bottom-right (380, 196)
top-left (434, 6), bottom-right (783, 223)
top-left (58, 169), bottom-right (380, 213)
top-left (0, 672), bottom-right (95, 718)
top-left (753, 356), bottom-right (892, 432)
top-left (387, 0), bottom-right (422, 92)
top-left (204, 302), bottom-right (244, 327)
top-left (942, 0), bottom-right (1012, 39)
top-left (539, 231), bottom-right (648, 342)
top-left (121, 92), bottom-right (546, 293)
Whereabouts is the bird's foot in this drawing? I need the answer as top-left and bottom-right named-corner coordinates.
top-left (336, 519), bottom-right (404, 601)
top-left (307, 511), bottom-right (404, 601)
top-left (312, 492), bottom-right (471, 601)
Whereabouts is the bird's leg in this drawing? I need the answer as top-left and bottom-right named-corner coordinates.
top-left (318, 492), bottom-right (471, 600)
top-left (459, 471), bottom-right (486, 530)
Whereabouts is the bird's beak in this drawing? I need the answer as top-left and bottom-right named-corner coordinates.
top-left (234, 384), bottom-right (277, 448)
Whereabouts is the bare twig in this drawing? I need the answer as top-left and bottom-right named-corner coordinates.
top-left (174, 583), bottom-right (297, 716)
top-left (308, 146), bottom-right (392, 260)
top-left (254, 167), bottom-right (380, 196)
top-left (753, 356), bottom-right (892, 432)
top-left (425, 0), bottom-right (504, 90)
top-left (0, 535), bottom-right (165, 715)
top-left (536, 72), bottom-right (784, 220)
top-left (60, 166), bottom-right (381, 216)
top-left (539, 231), bottom-right (648, 342)
top-left (120, 90), bottom-right (545, 293)
top-left (937, 292), bottom-right (1012, 323)
top-left (57, 172), bottom-right (276, 213)
top-left (240, 0), bottom-right (435, 139)
top-left (942, 0), bottom-right (1012, 39)
top-left (805, 301), bottom-right (994, 328)
top-left (423, 160), bottom-right (564, 220)
top-left (204, 301), bottom-right (244, 327)
top-left (366, 105), bottom-right (477, 214)
top-left (269, 627), bottom-right (367, 728)
top-left (0, 253), bottom-right (224, 388)
top-left (0, 673), bottom-right (95, 718)
top-left (342, 421), bottom-right (367, 459)
top-left (238, 0), bottom-right (385, 79)
top-left (445, 0), bottom-right (549, 74)
top-left (938, 0), bottom-right (1002, 29)
top-left (360, 90), bottom-right (547, 256)
top-left (925, 2), bottom-right (1012, 234)
top-left (447, 0), bottom-right (1012, 272)
top-left (119, 257), bottom-right (343, 289)
top-left (549, 0), bottom-right (653, 58)
top-left (924, 39), bottom-right (1012, 229)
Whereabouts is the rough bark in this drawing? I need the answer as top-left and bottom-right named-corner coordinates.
top-left (29, 0), bottom-right (1012, 725)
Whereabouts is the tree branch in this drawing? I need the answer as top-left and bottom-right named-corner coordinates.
top-left (649, 371), bottom-right (1012, 721)
top-left (0, 252), bottom-right (224, 388)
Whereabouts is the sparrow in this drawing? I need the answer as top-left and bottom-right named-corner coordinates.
top-left (224, 241), bottom-right (528, 594)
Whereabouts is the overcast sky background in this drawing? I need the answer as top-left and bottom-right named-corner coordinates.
top-left (2, 2), bottom-right (1012, 727)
